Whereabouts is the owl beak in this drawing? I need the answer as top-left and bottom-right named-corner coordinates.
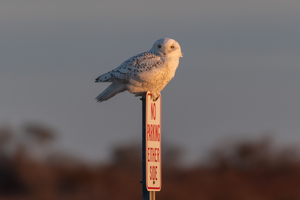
top-left (180, 53), bottom-right (184, 57)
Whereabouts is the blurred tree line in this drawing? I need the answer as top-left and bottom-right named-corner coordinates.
top-left (0, 123), bottom-right (300, 200)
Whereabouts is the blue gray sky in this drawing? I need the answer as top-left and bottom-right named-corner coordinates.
top-left (1, 0), bottom-right (300, 164)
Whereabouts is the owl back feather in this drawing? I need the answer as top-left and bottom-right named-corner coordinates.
top-left (95, 71), bottom-right (113, 82)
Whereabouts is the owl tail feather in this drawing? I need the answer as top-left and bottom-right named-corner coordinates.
top-left (95, 83), bottom-right (126, 102)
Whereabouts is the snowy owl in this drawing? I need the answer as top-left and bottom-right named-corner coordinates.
top-left (95, 38), bottom-right (183, 102)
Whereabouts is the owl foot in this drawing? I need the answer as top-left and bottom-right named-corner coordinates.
top-left (153, 96), bottom-right (159, 101)
top-left (151, 93), bottom-right (160, 101)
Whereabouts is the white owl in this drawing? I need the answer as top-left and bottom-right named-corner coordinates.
top-left (95, 38), bottom-right (183, 102)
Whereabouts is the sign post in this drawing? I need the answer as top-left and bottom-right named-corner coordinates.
top-left (141, 92), bottom-right (161, 200)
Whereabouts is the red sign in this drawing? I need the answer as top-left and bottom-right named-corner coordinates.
top-left (146, 92), bottom-right (161, 191)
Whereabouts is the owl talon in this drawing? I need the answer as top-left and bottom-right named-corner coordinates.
top-left (151, 94), bottom-right (160, 101)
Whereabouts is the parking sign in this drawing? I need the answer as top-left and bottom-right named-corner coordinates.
top-left (145, 92), bottom-right (161, 191)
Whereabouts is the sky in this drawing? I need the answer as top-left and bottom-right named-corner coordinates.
top-left (1, 0), bottom-right (300, 165)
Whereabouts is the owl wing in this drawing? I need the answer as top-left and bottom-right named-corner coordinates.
top-left (95, 51), bottom-right (163, 83)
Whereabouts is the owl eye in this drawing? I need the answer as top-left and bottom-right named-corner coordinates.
top-left (170, 45), bottom-right (174, 49)
top-left (158, 45), bottom-right (161, 48)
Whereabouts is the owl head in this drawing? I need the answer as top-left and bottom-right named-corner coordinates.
top-left (151, 38), bottom-right (183, 58)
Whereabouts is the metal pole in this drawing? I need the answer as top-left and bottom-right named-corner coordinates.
top-left (150, 191), bottom-right (155, 200)
top-left (141, 95), bottom-right (150, 200)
